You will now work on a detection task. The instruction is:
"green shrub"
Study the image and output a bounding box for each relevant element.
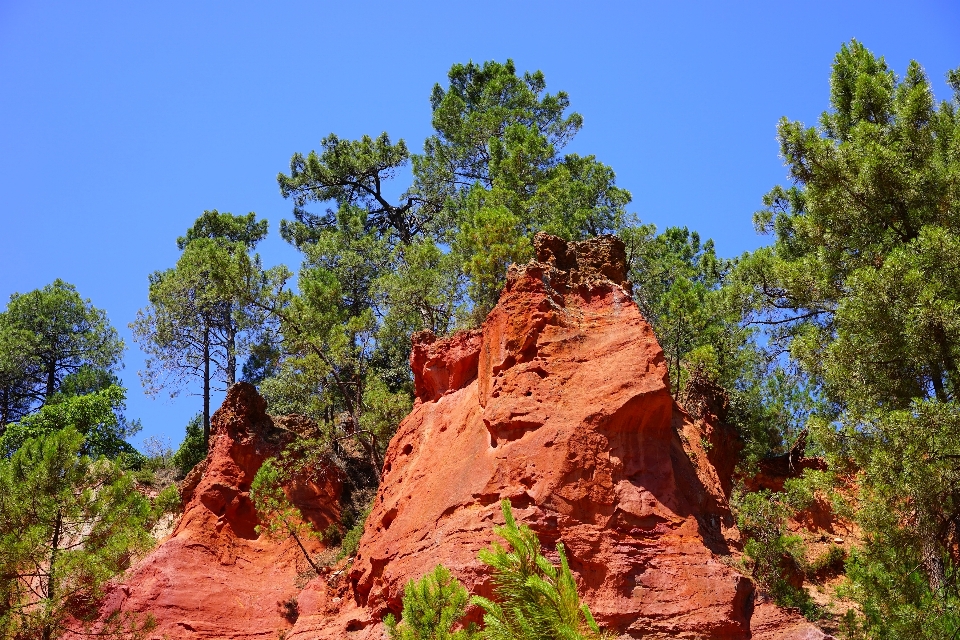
[385,565,476,640]
[472,500,606,640]
[154,483,181,516]
[387,500,606,639]
[323,522,343,546]
[809,544,846,575]
[734,484,819,619]
[336,506,370,561]
[171,414,207,477]
[132,467,157,486]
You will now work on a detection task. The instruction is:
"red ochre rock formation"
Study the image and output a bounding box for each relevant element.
[292,233,753,639]
[98,234,830,639]
[92,383,342,640]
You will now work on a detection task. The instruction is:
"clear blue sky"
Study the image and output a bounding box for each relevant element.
[1,0,958,451]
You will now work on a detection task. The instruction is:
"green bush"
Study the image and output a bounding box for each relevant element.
[473,500,605,640]
[153,483,181,517]
[734,482,819,618]
[809,545,846,575]
[388,500,606,640]
[323,522,343,546]
[0,428,155,639]
[336,506,370,561]
[171,414,207,477]
[385,565,476,640]
[132,467,156,486]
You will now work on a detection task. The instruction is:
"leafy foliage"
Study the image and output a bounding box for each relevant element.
[734,478,819,616]
[0,428,154,639]
[737,39,960,633]
[171,413,207,477]
[0,382,143,463]
[388,500,605,640]
[0,319,38,428]
[250,457,323,573]
[472,500,605,640]
[0,280,124,428]
[261,205,412,477]
[335,502,371,562]
[622,222,817,466]
[264,59,634,495]
[132,210,279,442]
[153,483,181,517]
[623,224,730,396]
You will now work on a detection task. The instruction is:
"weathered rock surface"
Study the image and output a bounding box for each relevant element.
[750,603,837,640]
[97,234,835,639]
[291,234,754,639]
[95,383,342,639]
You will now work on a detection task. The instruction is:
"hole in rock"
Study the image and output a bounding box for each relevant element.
[381,507,399,530]
[402,444,413,455]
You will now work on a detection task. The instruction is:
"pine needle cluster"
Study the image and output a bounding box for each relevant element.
[387,500,606,640]
[385,565,476,640]
[473,501,605,640]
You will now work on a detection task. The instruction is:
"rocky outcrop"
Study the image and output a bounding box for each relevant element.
[290,234,754,639]
[751,603,837,640]
[97,234,835,639]
[95,383,343,640]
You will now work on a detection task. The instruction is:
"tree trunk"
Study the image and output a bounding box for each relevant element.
[673,316,683,398]
[226,302,236,386]
[931,366,948,402]
[288,523,322,574]
[922,535,946,594]
[42,508,63,640]
[45,360,56,400]
[203,324,211,446]
[0,388,8,432]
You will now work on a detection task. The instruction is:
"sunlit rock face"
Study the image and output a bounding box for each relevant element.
[95,235,832,640]
[310,234,754,639]
[92,382,342,640]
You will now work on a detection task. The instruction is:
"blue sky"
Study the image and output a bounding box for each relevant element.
[1,0,958,450]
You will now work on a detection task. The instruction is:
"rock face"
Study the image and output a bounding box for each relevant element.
[98,234,833,639]
[291,234,754,639]
[750,603,837,640]
[96,383,342,640]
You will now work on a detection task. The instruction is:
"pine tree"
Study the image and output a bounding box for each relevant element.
[249,457,323,574]
[737,40,960,636]
[0,280,123,412]
[0,428,154,639]
[385,565,476,640]
[132,210,276,444]
[472,500,605,640]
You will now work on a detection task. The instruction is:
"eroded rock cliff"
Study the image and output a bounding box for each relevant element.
[96,383,342,639]
[97,234,833,639]
[291,234,753,639]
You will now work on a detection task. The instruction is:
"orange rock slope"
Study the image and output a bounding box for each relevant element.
[99,233,832,639]
[95,383,342,640]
